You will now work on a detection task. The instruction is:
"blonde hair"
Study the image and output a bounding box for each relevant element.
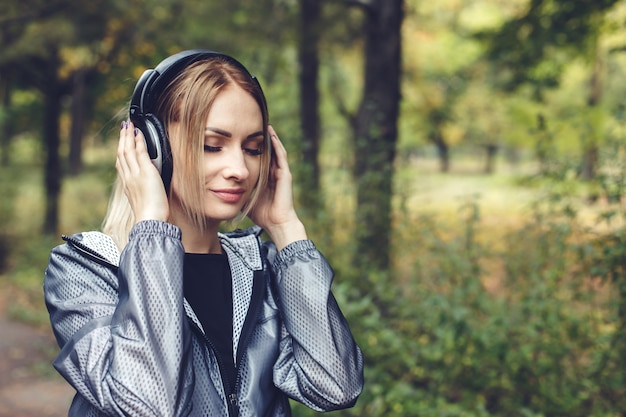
[102,56,270,250]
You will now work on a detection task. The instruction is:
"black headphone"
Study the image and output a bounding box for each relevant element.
[129,49,267,191]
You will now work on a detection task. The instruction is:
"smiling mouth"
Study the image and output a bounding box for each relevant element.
[212,189,245,203]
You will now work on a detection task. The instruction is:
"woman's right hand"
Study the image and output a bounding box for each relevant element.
[116,121,169,223]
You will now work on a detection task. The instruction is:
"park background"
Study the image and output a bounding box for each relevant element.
[2,0,626,416]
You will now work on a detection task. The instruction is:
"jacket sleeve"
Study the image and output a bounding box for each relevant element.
[269,239,364,411]
[44,220,194,416]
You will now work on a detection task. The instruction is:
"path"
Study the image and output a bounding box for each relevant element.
[0,291,74,417]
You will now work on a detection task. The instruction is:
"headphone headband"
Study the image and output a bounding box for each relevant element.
[130,49,260,120]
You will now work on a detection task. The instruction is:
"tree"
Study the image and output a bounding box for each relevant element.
[297,0,322,214]
[40,48,64,235]
[478,0,621,179]
[580,46,604,180]
[0,0,185,234]
[424,91,457,173]
[0,5,73,235]
[480,0,620,92]
[0,71,12,167]
[400,0,486,174]
[351,0,404,272]
[68,68,89,176]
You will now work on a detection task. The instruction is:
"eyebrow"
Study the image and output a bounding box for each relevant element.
[205,127,264,140]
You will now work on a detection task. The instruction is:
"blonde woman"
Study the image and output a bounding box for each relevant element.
[44,50,363,417]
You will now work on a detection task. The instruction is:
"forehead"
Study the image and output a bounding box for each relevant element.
[205,84,263,130]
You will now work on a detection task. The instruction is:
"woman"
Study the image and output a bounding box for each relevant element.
[44,50,363,417]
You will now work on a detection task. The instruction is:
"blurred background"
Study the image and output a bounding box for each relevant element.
[1,0,626,415]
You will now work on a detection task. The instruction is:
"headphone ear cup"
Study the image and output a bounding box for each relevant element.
[131,117,159,167]
[144,114,173,192]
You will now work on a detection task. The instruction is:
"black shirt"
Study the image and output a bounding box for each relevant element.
[183,252,236,388]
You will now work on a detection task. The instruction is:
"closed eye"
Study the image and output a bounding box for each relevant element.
[204,145,221,152]
[244,147,263,156]
[243,136,264,156]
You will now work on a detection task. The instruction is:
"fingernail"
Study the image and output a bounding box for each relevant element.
[121,121,125,130]
[134,128,138,137]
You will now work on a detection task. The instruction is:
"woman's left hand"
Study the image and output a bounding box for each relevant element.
[248,126,307,250]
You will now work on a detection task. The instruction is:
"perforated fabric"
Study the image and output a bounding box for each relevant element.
[44,220,363,416]
[79,231,120,265]
[220,234,258,363]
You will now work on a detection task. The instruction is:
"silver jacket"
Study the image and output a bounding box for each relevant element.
[44,220,363,417]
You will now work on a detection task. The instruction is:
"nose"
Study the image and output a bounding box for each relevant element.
[223,148,249,181]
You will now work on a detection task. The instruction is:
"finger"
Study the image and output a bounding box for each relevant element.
[117,121,133,176]
[127,121,154,170]
[119,121,151,187]
[268,125,286,154]
[122,121,146,176]
[129,121,148,156]
[132,125,164,184]
[267,126,289,171]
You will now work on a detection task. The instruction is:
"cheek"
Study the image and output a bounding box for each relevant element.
[248,157,262,183]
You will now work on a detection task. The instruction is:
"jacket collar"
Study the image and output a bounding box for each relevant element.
[62,231,120,269]
[64,225,265,272]
[218,226,264,272]
[64,226,265,364]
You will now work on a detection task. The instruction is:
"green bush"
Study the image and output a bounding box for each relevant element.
[293,192,624,417]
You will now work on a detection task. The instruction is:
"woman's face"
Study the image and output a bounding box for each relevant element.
[170,84,264,224]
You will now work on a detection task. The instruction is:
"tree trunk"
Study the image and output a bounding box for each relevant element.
[0,74,10,167]
[484,144,498,174]
[581,50,603,181]
[534,113,551,175]
[42,53,63,235]
[353,0,403,272]
[430,130,450,173]
[68,69,87,176]
[298,0,322,214]
[581,144,598,181]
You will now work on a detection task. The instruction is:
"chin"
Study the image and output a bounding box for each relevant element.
[204,196,249,221]
[203,207,245,224]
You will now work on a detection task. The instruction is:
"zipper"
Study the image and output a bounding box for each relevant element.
[185,238,267,417]
[188,318,239,417]
[229,269,266,414]
[228,392,238,414]
[62,235,118,271]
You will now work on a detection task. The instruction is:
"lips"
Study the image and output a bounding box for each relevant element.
[212,188,246,203]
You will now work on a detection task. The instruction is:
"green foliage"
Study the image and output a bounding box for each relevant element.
[479,0,621,90]
[5,235,61,327]
[291,179,626,416]
[0,165,19,272]
[0,138,112,326]
[2,1,626,416]
[0,157,55,326]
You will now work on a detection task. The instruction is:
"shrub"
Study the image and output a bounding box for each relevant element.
[293,193,623,417]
